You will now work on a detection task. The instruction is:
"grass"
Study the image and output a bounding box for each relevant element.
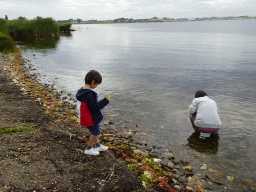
[0,126,35,134]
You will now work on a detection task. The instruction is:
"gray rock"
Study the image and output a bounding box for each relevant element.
[172,178,180,185]
[167,162,175,169]
[181,166,192,172]
[178,177,188,183]
[174,185,181,191]
[173,174,180,179]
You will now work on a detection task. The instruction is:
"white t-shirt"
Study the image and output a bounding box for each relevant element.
[188,96,222,128]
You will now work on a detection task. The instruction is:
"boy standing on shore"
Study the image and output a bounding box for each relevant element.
[76,70,110,155]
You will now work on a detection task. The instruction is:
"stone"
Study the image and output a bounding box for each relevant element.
[200,164,207,169]
[186,186,193,192]
[174,185,181,191]
[227,176,234,181]
[172,179,179,185]
[134,149,142,155]
[154,158,161,164]
[173,159,180,164]
[181,166,193,172]
[125,134,132,139]
[196,180,203,187]
[144,171,152,179]
[167,162,175,169]
[185,172,194,177]
[176,170,185,176]
[141,151,149,157]
[174,174,180,179]
[145,146,152,151]
[178,177,188,183]
[195,186,204,192]
[168,153,175,160]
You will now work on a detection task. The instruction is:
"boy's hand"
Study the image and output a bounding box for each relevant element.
[106,95,111,101]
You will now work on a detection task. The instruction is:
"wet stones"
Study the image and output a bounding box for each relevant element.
[178,177,188,183]
[186,186,194,192]
[133,149,149,157]
[181,166,193,172]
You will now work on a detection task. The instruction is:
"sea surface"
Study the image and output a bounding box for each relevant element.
[18,19,256,191]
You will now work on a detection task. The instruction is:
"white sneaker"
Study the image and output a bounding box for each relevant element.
[84,148,99,155]
[94,144,108,152]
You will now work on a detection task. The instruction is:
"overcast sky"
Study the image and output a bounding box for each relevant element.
[1,0,256,20]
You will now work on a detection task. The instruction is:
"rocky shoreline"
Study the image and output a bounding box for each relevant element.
[0,51,238,192]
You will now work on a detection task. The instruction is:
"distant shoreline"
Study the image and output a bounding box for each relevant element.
[58,16,255,25]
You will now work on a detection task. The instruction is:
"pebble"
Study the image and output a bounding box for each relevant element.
[173,174,180,179]
[144,171,152,179]
[172,178,180,185]
[227,176,234,181]
[196,180,203,187]
[185,171,194,177]
[133,149,149,157]
[167,162,175,169]
[178,177,188,183]
[200,164,207,169]
[181,166,193,172]
[186,186,194,192]
[174,185,181,191]
[154,158,161,164]
[195,186,204,192]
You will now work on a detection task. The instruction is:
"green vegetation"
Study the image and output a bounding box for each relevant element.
[0,33,17,53]
[0,17,71,52]
[59,23,72,32]
[0,126,35,134]
[5,17,60,38]
[0,17,72,39]
[0,18,8,34]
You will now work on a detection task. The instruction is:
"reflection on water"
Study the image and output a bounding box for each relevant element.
[16,35,61,50]
[187,132,219,155]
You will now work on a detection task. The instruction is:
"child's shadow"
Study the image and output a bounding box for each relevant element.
[186,131,219,155]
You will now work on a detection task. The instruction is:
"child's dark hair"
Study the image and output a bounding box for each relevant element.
[195,90,207,98]
[85,70,102,85]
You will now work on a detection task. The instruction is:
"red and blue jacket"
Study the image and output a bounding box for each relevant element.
[76,88,109,127]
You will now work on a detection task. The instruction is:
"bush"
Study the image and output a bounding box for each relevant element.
[0,18,8,34]
[5,17,60,38]
[59,23,72,32]
[0,33,16,53]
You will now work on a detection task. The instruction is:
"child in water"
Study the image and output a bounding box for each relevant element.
[76,70,110,155]
[188,90,221,134]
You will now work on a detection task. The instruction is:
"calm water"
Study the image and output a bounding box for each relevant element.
[18,19,256,191]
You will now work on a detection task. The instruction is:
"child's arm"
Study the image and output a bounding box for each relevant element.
[86,93,109,112]
[98,97,109,109]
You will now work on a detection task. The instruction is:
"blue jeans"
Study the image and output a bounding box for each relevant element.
[87,124,100,137]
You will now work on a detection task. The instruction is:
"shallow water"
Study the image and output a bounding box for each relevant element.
[18,19,256,190]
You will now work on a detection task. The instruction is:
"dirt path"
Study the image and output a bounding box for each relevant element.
[0,53,155,192]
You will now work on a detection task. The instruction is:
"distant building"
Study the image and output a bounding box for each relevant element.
[87,20,97,24]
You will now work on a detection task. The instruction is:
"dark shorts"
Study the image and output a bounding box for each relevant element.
[87,124,100,137]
